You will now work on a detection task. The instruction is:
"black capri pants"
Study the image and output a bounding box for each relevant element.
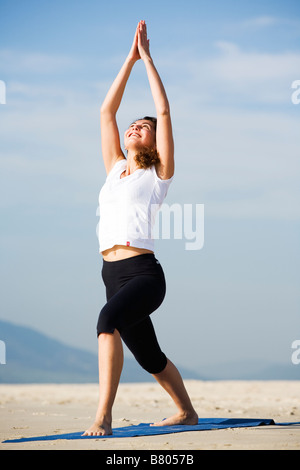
[97,253,168,374]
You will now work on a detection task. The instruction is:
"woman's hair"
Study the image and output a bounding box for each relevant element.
[132,116,160,169]
[135,147,160,169]
[140,116,157,130]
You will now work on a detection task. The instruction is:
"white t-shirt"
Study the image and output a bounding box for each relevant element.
[97,159,174,253]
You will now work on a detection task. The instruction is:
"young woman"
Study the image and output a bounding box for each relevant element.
[84,20,198,436]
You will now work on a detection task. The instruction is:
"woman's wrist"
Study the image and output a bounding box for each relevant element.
[142,54,153,65]
[125,55,139,66]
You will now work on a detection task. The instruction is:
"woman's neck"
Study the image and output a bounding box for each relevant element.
[124,150,141,175]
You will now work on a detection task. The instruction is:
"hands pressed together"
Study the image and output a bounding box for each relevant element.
[128,20,151,63]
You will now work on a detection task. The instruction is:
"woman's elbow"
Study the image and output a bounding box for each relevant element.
[100,102,117,116]
[100,105,111,115]
[157,107,170,117]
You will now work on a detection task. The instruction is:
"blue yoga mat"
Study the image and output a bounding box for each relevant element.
[3,418,300,443]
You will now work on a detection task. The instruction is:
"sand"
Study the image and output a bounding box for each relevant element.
[0,380,300,451]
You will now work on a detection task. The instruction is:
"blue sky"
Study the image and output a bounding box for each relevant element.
[0,0,300,377]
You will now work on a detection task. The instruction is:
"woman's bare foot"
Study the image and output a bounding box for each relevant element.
[82,418,112,436]
[151,411,198,427]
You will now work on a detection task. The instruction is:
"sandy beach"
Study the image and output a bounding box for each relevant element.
[1,380,300,451]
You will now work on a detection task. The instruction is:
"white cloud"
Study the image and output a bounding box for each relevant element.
[211,41,300,82]
[0,49,78,75]
[242,16,279,28]
[171,105,300,220]
[240,15,300,30]
[159,41,300,105]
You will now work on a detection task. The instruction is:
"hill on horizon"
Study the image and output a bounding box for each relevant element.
[0,319,203,383]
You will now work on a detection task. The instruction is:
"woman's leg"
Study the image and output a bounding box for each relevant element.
[121,318,198,426]
[151,359,198,426]
[83,329,123,436]
[85,264,164,436]
[87,255,197,433]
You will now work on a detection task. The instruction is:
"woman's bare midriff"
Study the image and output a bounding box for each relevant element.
[102,244,154,262]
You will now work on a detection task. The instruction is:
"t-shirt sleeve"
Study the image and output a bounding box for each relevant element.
[152,165,174,202]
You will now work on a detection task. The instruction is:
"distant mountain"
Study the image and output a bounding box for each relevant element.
[196,359,300,381]
[0,319,203,383]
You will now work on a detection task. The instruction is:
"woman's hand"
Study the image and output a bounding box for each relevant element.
[127,22,141,63]
[137,20,151,61]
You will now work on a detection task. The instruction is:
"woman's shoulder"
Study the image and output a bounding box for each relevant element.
[151,164,174,183]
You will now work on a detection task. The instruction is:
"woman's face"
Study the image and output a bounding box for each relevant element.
[124,119,156,151]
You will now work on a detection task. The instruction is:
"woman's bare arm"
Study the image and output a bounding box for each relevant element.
[137,21,174,180]
[100,23,141,174]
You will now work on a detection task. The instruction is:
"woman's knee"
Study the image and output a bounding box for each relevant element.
[143,354,168,374]
[96,304,116,336]
[130,348,168,375]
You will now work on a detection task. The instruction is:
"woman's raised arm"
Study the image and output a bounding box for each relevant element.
[137,21,174,180]
[100,23,141,174]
